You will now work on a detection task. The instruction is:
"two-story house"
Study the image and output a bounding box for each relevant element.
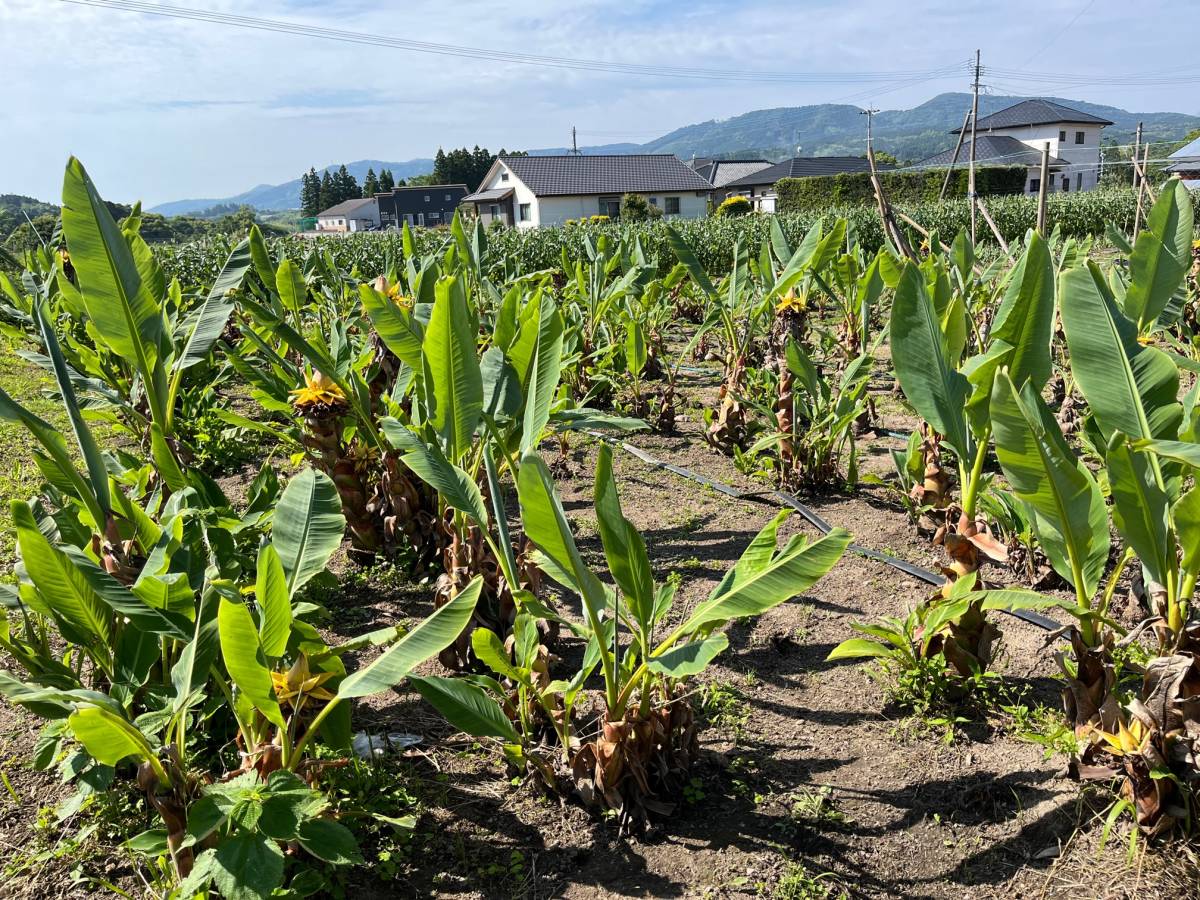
[916,99,1113,194]
[462,155,714,228]
[375,184,468,229]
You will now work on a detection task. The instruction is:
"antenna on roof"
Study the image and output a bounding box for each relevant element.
[571,126,580,155]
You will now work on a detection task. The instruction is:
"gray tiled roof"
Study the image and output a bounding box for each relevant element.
[957,99,1114,133]
[1168,135,1200,164]
[317,197,376,217]
[462,187,514,203]
[500,154,714,196]
[723,156,889,188]
[706,160,773,187]
[915,135,1068,169]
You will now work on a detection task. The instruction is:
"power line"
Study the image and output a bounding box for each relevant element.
[55,0,965,85]
[1018,0,1097,67]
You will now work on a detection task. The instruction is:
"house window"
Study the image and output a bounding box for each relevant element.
[598,196,621,217]
[1062,176,1070,192]
[418,213,425,226]
[424,195,430,202]
[1076,172,1083,190]
[500,172,509,182]
[519,203,531,222]
[649,197,658,206]
[1059,130,1067,142]
[1028,178,1040,193]
[488,204,500,218]
[429,212,441,222]
[445,194,452,201]
[664,196,680,215]
[1075,131,1085,145]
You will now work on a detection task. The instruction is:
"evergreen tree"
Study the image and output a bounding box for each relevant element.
[363,168,379,197]
[334,164,357,203]
[319,170,335,210]
[378,168,395,192]
[300,168,321,217]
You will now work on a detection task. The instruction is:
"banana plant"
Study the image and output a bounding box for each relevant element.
[746,338,873,489]
[37,159,256,472]
[890,230,1056,588]
[408,445,850,828]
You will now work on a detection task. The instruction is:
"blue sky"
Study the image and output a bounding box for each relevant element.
[3,0,1197,206]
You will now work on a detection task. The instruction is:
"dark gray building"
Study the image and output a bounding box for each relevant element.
[376,184,469,229]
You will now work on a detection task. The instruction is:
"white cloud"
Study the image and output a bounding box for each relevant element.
[3,0,1195,205]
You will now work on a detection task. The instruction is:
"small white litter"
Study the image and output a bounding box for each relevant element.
[351,732,423,759]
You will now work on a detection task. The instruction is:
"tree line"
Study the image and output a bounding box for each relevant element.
[300,165,401,217]
[432,147,527,192]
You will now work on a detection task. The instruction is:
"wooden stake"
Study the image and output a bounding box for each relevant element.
[939,109,972,201]
[1036,142,1050,236]
[868,146,916,261]
[1133,143,1151,235]
[975,197,1010,256]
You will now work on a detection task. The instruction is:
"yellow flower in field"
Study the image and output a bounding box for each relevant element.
[776,291,807,314]
[289,370,346,409]
[386,283,414,309]
[271,654,335,710]
[1090,717,1151,757]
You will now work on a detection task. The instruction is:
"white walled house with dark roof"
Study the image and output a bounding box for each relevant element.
[722,157,892,212]
[1166,135,1200,189]
[463,155,715,228]
[915,99,1113,194]
[689,158,773,203]
[315,197,379,232]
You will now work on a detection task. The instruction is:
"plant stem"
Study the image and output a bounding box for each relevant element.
[960,426,991,520]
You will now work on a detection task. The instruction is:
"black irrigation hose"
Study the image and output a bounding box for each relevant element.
[590,433,1063,633]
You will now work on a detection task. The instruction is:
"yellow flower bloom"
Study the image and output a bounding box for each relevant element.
[776,291,807,314]
[289,370,346,409]
[1089,717,1151,757]
[271,654,336,710]
[386,283,413,309]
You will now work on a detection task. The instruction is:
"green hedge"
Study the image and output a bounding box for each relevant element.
[776,166,1028,212]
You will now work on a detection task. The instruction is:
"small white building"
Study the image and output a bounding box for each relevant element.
[315,197,379,233]
[462,155,714,228]
[916,99,1114,194]
[1166,135,1200,189]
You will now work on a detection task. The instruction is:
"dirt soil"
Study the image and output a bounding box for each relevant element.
[1,364,1196,900]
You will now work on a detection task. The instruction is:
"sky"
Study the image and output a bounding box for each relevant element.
[2,0,1197,207]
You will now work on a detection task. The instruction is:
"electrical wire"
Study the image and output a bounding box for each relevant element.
[55,0,966,85]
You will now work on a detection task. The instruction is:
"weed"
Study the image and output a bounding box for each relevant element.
[699,681,751,739]
[765,862,848,899]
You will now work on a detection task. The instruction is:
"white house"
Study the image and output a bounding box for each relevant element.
[462,155,714,228]
[915,99,1114,194]
[1166,135,1200,189]
[315,197,379,233]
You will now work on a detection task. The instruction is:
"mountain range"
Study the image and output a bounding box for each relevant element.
[149,92,1200,216]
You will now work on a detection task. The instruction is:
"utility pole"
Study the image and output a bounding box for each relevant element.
[861,107,879,156]
[967,49,981,245]
[1036,142,1050,236]
[571,126,579,155]
[1132,121,1143,190]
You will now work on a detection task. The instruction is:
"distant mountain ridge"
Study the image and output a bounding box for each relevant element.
[149,159,435,217]
[149,93,1199,215]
